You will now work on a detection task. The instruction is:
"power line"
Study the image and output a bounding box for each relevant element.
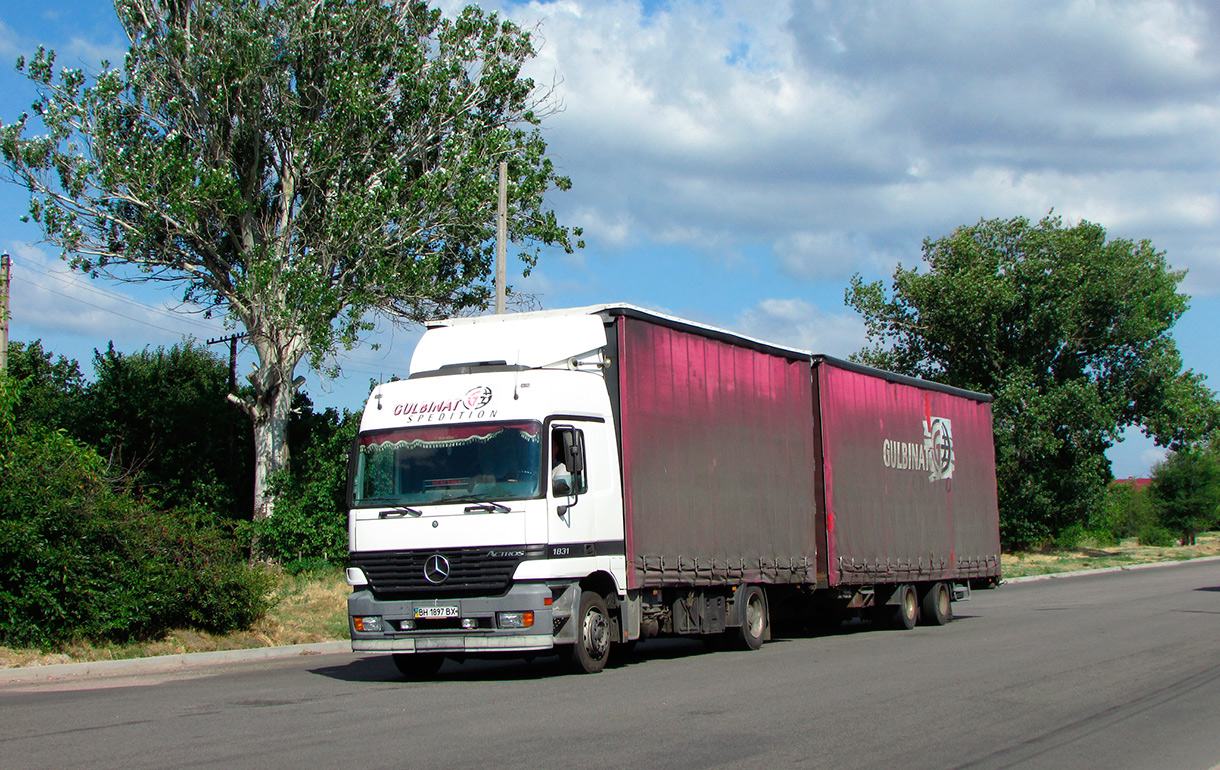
[22,263,220,333]
[11,258,416,377]
[18,274,215,337]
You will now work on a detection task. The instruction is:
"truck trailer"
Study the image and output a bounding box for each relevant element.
[345,304,1001,676]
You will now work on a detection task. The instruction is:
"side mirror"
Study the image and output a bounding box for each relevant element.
[554,427,586,517]
[561,429,585,475]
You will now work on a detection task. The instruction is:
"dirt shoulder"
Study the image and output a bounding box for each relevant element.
[1001,531,1220,579]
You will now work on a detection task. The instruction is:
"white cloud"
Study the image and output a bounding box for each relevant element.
[0,20,18,59]
[512,0,1220,292]
[6,241,223,346]
[733,297,866,357]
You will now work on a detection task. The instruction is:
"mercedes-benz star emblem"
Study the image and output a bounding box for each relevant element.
[424,554,450,584]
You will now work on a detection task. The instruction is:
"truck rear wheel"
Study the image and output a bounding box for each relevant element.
[733,585,769,651]
[875,584,918,630]
[920,582,952,626]
[568,590,611,674]
[392,653,445,680]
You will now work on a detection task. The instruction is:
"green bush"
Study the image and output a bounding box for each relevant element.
[1054,523,1086,550]
[0,398,271,648]
[250,478,348,565]
[1080,528,1119,548]
[1136,525,1175,548]
[251,399,357,565]
[1097,481,1156,540]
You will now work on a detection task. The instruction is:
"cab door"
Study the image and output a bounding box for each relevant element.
[547,422,598,555]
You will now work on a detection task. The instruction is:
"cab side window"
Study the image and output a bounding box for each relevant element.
[550,427,588,496]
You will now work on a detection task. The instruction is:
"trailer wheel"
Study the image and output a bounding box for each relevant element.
[733,585,769,651]
[920,582,952,626]
[878,584,919,630]
[392,653,445,680]
[568,590,611,674]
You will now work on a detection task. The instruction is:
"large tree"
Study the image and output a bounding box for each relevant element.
[0,0,580,516]
[1149,446,1220,546]
[846,214,1219,548]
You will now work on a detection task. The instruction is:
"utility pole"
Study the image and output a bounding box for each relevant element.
[495,160,507,315]
[208,332,249,494]
[207,332,248,393]
[0,253,10,377]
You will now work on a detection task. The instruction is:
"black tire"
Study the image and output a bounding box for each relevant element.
[920,582,952,626]
[874,584,918,630]
[892,584,919,630]
[392,653,445,680]
[568,590,611,674]
[732,585,769,651]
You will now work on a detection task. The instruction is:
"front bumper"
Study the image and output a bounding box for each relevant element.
[348,582,558,654]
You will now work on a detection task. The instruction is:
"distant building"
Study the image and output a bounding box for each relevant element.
[1112,477,1151,491]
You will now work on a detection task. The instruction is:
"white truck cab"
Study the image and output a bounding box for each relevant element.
[346,310,628,676]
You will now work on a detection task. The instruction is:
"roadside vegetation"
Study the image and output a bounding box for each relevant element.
[0,342,353,661]
[0,565,349,669]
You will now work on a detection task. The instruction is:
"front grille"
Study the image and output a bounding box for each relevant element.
[351,545,545,599]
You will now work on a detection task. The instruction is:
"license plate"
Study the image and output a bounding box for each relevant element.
[414,606,459,619]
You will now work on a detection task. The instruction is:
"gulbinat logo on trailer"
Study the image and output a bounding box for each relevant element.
[882,416,955,482]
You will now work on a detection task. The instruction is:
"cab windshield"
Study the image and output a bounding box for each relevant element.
[351,421,542,507]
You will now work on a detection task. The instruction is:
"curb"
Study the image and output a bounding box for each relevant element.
[0,640,351,684]
[1003,553,1220,584]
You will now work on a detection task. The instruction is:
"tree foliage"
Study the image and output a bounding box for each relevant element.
[5,340,87,433]
[251,396,358,566]
[1149,447,1220,546]
[846,214,1220,548]
[77,341,253,516]
[0,0,581,516]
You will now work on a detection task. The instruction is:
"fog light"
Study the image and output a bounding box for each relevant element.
[399,619,417,631]
[461,618,479,630]
[353,615,383,632]
[497,611,534,629]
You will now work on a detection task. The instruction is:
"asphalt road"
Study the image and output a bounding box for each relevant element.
[3,561,1220,770]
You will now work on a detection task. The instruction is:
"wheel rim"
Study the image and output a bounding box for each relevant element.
[903,587,917,623]
[745,593,765,639]
[937,585,950,618]
[583,607,609,659]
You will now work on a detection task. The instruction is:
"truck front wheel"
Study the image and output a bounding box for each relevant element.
[568,590,611,674]
[392,653,445,680]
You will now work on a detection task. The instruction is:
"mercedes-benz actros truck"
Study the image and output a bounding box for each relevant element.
[345,304,1001,677]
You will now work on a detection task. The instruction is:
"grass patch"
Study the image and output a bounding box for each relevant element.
[1002,530,1220,578]
[0,565,350,670]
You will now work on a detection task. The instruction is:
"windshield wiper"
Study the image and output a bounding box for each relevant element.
[463,501,511,513]
[377,505,423,518]
[439,494,512,513]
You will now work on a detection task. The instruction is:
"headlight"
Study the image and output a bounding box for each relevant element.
[497,611,535,629]
[353,615,383,632]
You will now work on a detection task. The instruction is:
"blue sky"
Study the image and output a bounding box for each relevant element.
[2,0,1218,478]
